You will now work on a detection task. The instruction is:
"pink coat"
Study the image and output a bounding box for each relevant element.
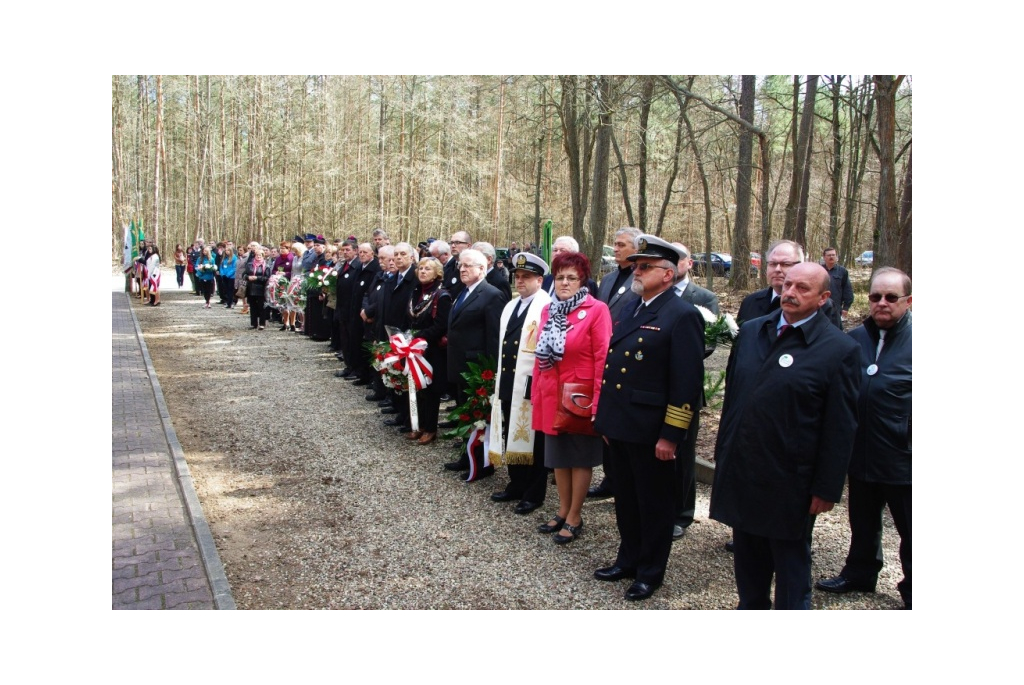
[531,294,613,436]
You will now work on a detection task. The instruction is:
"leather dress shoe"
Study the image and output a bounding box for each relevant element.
[438,419,458,429]
[405,431,423,440]
[444,457,470,472]
[352,378,371,386]
[463,464,494,482]
[672,525,686,540]
[334,369,349,377]
[814,576,876,594]
[490,490,519,503]
[377,398,394,407]
[514,500,542,515]
[380,406,399,415]
[724,540,735,553]
[440,393,453,403]
[594,565,636,582]
[587,485,613,500]
[417,432,436,445]
[625,581,660,601]
[395,425,412,433]
[383,417,405,426]
[365,392,386,402]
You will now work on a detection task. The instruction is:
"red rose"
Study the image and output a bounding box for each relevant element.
[472,410,483,419]
[481,370,494,381]
[476,387,487,397]
[459,414,471,422]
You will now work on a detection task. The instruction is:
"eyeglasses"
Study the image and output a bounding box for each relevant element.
[451,240,469,245]
[555,275,580,282]
[868,293,910,303]
[767,261,798,269]
[636,263,669,272]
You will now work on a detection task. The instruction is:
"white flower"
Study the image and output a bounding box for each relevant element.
[694,304,718,325]
[473,420,487,430]
[724,313,739,338]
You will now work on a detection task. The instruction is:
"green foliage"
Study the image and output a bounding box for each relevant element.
[704,369,726,410]
[443,355,497,443]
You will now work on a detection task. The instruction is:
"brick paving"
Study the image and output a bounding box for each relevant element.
[112,290,234,609]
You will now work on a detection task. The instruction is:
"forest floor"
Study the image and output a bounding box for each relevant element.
[128,267,900,610]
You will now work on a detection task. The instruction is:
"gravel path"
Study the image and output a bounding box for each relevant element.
[131,281,905,610]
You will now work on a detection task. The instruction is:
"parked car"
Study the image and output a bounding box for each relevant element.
[691,252,732,277]
[750,251,761,276]
[600,244,616,275]
[855,250,873,267]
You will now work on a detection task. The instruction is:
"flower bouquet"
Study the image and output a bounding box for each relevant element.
[303,266,336,296]
[380,327,434,431]
[368,340,408,392]
[443,355,496,481]
[267,273,289,310]
[694,305,739,349]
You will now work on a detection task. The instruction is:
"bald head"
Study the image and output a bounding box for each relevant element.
[780,262,831,324]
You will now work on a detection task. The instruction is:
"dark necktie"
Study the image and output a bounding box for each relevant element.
[777,323,791,338]
[453,288,468,313]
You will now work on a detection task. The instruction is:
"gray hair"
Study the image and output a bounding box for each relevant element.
[554,235,579,252]
[430,240,451,257]
[472,241,496,262]
[614,227,642,242]
[458,248,487,269]
[768,239,805,263]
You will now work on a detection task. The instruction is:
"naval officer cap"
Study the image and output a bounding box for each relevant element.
[511,251,548,277]
[628,234,683,264]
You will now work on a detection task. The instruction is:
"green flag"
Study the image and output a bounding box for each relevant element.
[130,219,139,259]
[542,220,552,264]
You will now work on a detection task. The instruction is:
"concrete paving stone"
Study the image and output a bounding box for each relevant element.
[158,548,199,563]
[120,596,164,610]
[112,586,140,604]
[113,573,162,594]
[111,512,133,526]
[164,589,214,609]
[184,576,212,592]
[111,542,137,560]
[112,565,138,580]
[113,550,158,568]
[137,559,185,576]
[139,578,186,601]
[135,538,178,556]
[162,567,204,584]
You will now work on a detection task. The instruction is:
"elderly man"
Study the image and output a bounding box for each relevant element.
[346,243,380,386]
[473,241,513,301]
[593,235,706,602]
[443,248,507,474]
[444,231,473,300]
[668,242,720,541]
[488,252,552,514]
[710,262,860,610]
[822,246,854,328]
[379,242,418,430]
[361,245,395,402]
[587,226,642,501]
[737,240,841,328]
[333,240,361,371]
[542,236,598,295]
[816,267,912,609]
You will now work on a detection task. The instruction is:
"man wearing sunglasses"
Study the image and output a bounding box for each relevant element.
[710,262,860,609]
[816,267,912,609]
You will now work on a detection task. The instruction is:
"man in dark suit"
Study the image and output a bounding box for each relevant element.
[346,243,379,386]
[822,246,854,328]
[443,248,507,473]
[587,227,641,500]
[669,242,720,542]
[361,245,394,402]
[334,240,362,375]
[815,267,912,609]
[444,231,473,301]
[738,240,841,328]
[473,241,513,302]
[379,242,418,430]
[592,235,706,602]
[710,262,860,610]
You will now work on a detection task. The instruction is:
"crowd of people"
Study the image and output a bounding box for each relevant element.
[132,228,912,609]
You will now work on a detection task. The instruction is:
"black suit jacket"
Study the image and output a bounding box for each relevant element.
[710,309,860,540]
[593,290,705,447]
[443,258,465,300]
[596,266,636,325]
[381,266,416,333]
[447,280,504,383]
[486,266,513,301]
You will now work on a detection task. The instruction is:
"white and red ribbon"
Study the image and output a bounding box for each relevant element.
[382,332,434,391]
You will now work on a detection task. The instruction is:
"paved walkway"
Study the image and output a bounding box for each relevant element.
[112,288,235,609]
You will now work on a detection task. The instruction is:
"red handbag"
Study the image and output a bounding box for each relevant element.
[553,382,597,436]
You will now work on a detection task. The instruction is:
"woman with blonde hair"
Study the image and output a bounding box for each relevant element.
[403,256,451,444]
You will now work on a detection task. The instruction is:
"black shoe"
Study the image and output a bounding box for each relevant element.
[724,540,735,553]
[538,516,565,534]
[814,576,876,594]
[378,399,394,408]
[440,393,453,403]
[438,419,458,429]
[463,464,494,482]
[383,417,405,426]
[553,520,582,544]
[672,525,686,541]
[352,377,371,386]
[514,500,543,515]
[625,581,660,601]
[380,407,399,415]
[594,565,636,582]
[395,424,412,433]
[334,370,349,377]
[490,490,518,503]
[444,457,470,472]
[339,367,354,377]
[587,485,613,500]
[365,392,386,402]
[280,325,288,331]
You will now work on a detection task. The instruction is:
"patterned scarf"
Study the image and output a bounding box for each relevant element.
[534,287,589,370]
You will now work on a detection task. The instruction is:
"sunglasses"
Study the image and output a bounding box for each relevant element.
[868,293,910,303]
[636,263,669,272]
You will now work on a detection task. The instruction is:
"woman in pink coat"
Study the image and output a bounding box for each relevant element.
[531,252,612,544]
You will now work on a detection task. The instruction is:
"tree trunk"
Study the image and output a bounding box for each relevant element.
[675,84,715,290]
[492,77,506,245]
[637,77,654,231]
[587,76,613,263]
[897,150,912,276]
[610,130,635,227]
[872,75,905,271]
[826,76,844,250]
[783,75,818,243]
[153,76,163,249]
[731,75,755,290]
[841,79,874,266]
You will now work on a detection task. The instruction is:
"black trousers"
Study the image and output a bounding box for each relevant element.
[673,411,699,527]
[249,295,268,327]
[841,477,912,607]
[500,399,548,503]
[606,438,676,586]
[198,278,215,303]
[733,528,813,610]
